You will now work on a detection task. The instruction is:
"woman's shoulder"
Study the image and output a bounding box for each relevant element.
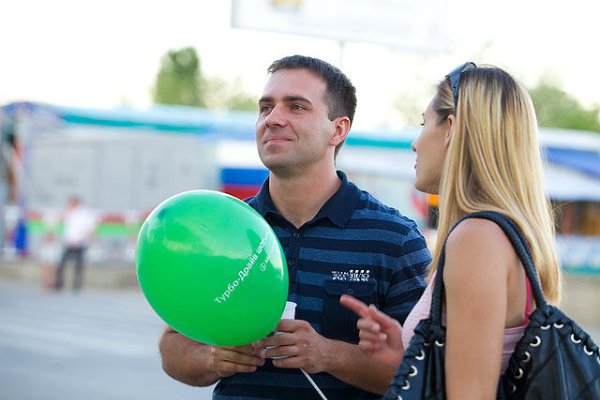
[448,217,511,248]
[444,217,516,276]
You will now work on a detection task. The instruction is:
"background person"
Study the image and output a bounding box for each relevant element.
[158,55,432,399]
[54,196,96,291]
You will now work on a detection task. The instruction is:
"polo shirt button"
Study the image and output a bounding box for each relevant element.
[293,232,300,239]
[347,289,354,295]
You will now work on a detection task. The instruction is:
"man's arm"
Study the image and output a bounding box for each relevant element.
[320,337,397,394]
[253,319,396,395]
[159,326,265,387]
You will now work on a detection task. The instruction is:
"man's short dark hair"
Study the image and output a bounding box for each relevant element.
[268,55,357,127]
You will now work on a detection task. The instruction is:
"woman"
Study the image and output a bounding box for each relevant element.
[341,63,562,398]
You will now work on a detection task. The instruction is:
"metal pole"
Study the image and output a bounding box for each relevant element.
[0,114,8,255]
[338,40,346,70]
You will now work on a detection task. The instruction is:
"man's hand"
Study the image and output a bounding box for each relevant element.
[159,326,264,387]
[251,316,399,394]
[252,319,332,374]
[209,344,265,378]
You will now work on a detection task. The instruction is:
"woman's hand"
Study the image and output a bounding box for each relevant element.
[340,294,404,368]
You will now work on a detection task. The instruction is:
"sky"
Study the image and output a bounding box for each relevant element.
[1,0,599,130]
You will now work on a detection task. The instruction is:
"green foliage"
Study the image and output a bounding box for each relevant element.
[153,47,256,112]
[225,87,258,112]
[153,47,205,107]
[529,81,600,133]
[204,77,257,112]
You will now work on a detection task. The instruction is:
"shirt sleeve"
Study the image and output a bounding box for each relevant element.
[381,220,431,325]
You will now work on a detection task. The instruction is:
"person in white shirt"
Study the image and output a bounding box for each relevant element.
[54,196,96,291]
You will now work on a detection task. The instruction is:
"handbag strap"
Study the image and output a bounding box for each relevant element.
[430,211,548,326]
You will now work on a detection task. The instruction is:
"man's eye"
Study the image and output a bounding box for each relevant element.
[290,104,305,111]
[260,105,273,113]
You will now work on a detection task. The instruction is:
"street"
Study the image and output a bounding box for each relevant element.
[1,276,598,400]
[0,281,214,400]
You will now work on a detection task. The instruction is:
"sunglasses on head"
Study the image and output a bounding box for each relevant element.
[446,62,476,107]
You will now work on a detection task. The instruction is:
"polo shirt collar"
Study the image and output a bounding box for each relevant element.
[253,171,360,228]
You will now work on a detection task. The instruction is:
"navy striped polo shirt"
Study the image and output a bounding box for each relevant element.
[212,171,431,400]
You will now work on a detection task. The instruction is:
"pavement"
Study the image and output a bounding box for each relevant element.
[0,258,140,291]
[0,279,214,400]
[2,256,600,340]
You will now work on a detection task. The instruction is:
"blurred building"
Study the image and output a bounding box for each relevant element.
[1,101,599,274]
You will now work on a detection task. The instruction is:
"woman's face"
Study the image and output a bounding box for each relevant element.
[412,97,452,194]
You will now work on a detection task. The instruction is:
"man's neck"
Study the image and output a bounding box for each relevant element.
[268,167,341,229]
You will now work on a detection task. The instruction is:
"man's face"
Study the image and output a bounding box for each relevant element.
[256,68,337,175]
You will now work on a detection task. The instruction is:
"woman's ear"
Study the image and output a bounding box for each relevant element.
[444,114,455,146]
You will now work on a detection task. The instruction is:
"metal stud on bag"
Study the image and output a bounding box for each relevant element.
[529,336,541,347]
[570,334,581,344]
[515,368,524,379]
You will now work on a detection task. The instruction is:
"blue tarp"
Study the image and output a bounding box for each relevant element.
[545,147,600,179]
[0,101,257,137]
[2,102,599,178]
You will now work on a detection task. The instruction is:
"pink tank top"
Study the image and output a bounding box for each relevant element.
[402,272,532,372]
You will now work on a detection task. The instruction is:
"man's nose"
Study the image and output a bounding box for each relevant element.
[265,105,286,128]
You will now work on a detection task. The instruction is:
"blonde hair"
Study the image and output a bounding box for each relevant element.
[429,66,562,303]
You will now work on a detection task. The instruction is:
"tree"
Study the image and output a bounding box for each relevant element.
[203,77,257,112]
[153,47,205,107]
[529,80,600,133]
[153,47,256,112]
[224,80,257,112]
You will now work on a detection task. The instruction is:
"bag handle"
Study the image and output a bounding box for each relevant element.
[430,211,548,326]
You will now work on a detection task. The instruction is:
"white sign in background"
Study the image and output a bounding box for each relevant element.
[231,0,449,52]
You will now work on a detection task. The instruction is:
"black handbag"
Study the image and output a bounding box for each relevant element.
[382,211,600,400]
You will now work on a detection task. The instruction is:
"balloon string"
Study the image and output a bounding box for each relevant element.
[301,369,328,400]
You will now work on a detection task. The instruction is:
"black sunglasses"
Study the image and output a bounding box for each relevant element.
[446,62,476,107]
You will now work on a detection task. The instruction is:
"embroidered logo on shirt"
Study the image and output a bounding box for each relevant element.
[331,269,371,282]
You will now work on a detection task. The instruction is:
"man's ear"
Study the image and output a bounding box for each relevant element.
[444,114,455,146]
[330,116,351,147]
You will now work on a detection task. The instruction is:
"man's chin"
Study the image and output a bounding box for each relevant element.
[266,164,290,175]
[259,156,286,171]
[262,161,297,178]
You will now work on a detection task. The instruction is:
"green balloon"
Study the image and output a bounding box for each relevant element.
[136,190,288,346]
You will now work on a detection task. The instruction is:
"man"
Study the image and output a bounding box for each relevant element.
[54,195,96,291]
[159,55,431,399]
